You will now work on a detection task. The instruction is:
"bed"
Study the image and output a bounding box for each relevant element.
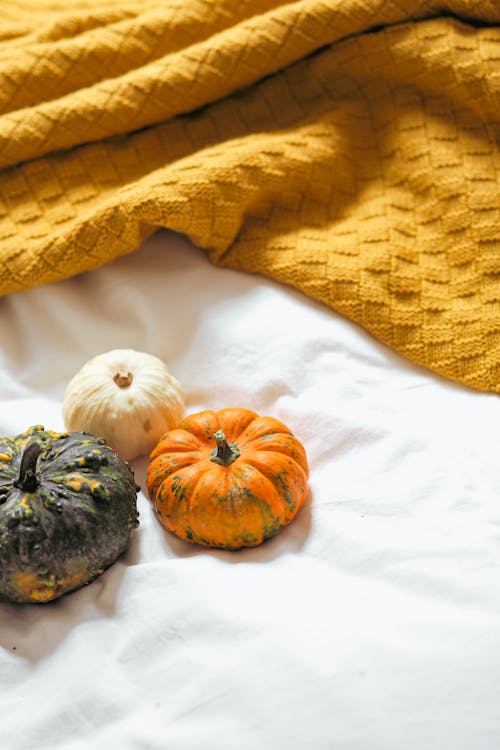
[1,0,499,746]
[0,229,499,749]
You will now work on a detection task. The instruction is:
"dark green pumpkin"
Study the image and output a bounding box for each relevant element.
[0,425,139,604]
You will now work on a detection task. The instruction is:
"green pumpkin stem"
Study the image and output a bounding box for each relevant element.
[210,430,240,466]
[15,441,43,492]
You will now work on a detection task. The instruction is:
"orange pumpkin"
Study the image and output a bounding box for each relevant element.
[146,408,309,549]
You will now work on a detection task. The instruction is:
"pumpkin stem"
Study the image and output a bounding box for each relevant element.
[210,430,240,466]
[114,371,133,388]
[15,441,43,493]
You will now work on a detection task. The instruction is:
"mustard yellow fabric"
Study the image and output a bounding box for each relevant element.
[0,1,499,392]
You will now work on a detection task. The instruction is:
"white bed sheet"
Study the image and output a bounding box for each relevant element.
[0,230,499,750]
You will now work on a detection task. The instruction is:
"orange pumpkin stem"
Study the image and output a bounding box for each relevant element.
[210,430,240,466]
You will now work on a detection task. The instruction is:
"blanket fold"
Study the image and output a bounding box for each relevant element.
[0,0,499,392]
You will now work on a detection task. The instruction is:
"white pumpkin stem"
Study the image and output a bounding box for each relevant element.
[113,372,133,388]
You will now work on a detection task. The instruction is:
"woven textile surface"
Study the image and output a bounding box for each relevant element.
[0,0,499,392]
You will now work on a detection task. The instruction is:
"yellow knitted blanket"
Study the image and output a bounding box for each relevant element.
[1,1,499,392]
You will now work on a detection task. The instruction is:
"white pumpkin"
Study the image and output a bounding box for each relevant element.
[62,349,185,460]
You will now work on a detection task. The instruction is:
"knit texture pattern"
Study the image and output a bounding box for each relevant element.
[0,1,499,392]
